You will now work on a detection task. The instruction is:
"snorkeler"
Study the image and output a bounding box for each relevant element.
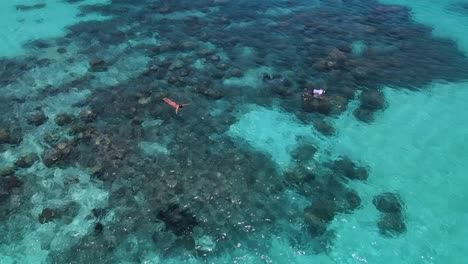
[163,98,190,114]
[312,89,326,98]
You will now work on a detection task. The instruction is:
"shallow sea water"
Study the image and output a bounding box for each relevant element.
[1,0,468,263]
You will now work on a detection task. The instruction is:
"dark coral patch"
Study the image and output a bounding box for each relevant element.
[16,4,46,11]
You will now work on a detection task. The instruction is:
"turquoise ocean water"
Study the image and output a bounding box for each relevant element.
[1,0,468,263]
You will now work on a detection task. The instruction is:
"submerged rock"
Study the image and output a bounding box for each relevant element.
[303,200,337,237]
[372,192,406,237]
[291,144,317,162]
[342,189,362,212]
[89,58,108,72]
[39,208,58,224]
[16,3,46,11]
[194,86,224,100]
[167,75,180,84]
[42,141,74,167]
[304,211,327,237]
[216,63,229,71]
[94,222,104,234]
[38,202,80,224]
[195,235,217,254]
[329,157,369,180]
[2,175,23,189]
[61,201,80,224]
[209,54,220,62]
[43,149,61,167]
[373,192,404,214]
[152,231,177,249]
[27,112,48,126]
[328,48,347,62]
[158,6,172,14]
[43,132,62,145]
[373,5,408,15]
[26,40,51,49]
[314,48,348,71]
[353,107,374,123]
[136,94,152,105]
[92,208,107,218]
[228,68,243,78]
[377,212,406,237]
[304,199,336,223]
[179,69,190,77]
[302,96,332,115]
[157,204,198,236]
[213,70,226,80]
[64,177,80,186]
[314,59,332,72]
[338,86,355,99]
[197,48,215,57]
[142,65,160,77]
[328,94,349,114]
[351,67,369,80]
[174,235,196,251]
[360,90,386,110]
[0,129,10,144]
[0,175,23,204]
[168,60,184,71]
[69,123,95,139]
[313,118,335,136]
[337,44,352,53]
[55,113,75,126]
[79,109,97,123]
[284,166,316,186]
[14,153,39,168]
[180,41,198,50]
[57,47,67,54]
[271,85,294,97]
[0,167,15,177]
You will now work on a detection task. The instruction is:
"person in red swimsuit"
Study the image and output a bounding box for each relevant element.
[163,98,190,114]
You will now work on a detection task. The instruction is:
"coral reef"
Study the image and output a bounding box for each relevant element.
[373,192,406,237]
[0,0,466,262]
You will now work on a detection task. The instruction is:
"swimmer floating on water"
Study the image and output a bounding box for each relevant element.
[163,98,190,114]
[311,89,326,98]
